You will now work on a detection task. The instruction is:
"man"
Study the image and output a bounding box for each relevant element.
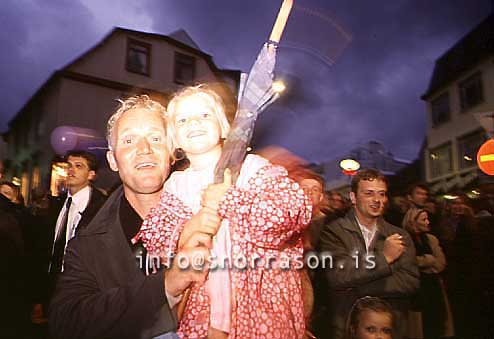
[35,151,107,327]
[319,169,419,339]
[49,95,219,339]
[385,182,430,227]
[49,150,106,273]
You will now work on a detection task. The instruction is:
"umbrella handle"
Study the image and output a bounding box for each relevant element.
[269,0,294,45]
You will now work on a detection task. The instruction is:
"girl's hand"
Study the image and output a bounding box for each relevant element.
[178,206,221,249]
[201,169,232,211]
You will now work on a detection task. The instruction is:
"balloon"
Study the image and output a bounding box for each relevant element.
[50,126,107,155]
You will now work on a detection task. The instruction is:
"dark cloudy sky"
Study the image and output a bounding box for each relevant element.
[1,0,491,163]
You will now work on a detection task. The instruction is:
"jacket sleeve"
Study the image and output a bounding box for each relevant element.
[426,234,446,273]
[356,230,420,297]
[48,238,175,339]
[319,222,394,289]
[217,165,312,249]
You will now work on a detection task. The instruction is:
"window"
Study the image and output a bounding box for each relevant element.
[429,143,452,178]
[430,92,450,127]
[459,72,483,111]
[457,130,487,170]
[126,39,151,75]
[174,52,196,84]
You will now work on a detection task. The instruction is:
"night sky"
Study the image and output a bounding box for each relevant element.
[1,0,490,163]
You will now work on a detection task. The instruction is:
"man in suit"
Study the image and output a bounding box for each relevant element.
[319,168,419,339]
[29,151,108,329]
[49,150,106,273]
[49,95,219,339]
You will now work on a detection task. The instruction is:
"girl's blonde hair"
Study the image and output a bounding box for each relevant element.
[166,85,231,151]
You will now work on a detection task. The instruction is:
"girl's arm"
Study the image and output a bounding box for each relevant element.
[217,164,312,249]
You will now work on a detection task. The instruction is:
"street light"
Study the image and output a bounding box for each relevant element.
[272,80,286,93]
[339,159,360,176]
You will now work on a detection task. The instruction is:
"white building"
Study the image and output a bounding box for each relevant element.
[421,14,494,193]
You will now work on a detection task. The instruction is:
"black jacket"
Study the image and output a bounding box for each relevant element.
[49,186,176,339]
[319,209,419,339]
[0,195,28,338]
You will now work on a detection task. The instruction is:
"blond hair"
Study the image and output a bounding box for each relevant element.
[166,85,230,151]
[402,207,426,234]
[106,95,168,151]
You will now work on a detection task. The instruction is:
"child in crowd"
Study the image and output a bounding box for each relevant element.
[345,296,394,339]
[136,85,311,339]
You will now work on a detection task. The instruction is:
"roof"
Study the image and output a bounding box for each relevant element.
[7,27,241,129]
[421,14,494,100]
[168,29,201,50]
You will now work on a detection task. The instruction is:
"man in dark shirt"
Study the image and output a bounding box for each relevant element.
[49,95,220,339]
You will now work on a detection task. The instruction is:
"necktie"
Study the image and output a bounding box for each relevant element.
[50,197,72,273]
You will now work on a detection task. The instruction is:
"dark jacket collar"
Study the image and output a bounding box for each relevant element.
[342,209,394,238]
[77,185,123,236]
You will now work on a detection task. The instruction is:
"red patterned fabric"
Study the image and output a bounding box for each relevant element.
[136,164,312,339]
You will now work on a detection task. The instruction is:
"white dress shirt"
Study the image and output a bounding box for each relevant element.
[53,185,92,249]
[355,215,377,253]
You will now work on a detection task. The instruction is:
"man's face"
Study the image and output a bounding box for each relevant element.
[408,187,428,207]
[329,193,345,211]
[350,179,388,221]
[300,178,323,209]
[106,108,170,198]
[0,184,16,202]
[66,156,95,194]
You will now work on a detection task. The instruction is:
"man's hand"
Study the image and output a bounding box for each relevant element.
[178,207,222,249]
[164,232,212,297]
[201,169,232,211]
[383,233,405,264]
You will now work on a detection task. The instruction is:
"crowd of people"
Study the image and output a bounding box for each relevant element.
[1,86,493,339]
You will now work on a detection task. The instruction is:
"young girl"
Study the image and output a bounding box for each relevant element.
[344,296,394,339]
[136,85,311,339]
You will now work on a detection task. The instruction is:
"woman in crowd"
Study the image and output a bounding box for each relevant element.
[403,208,453,339]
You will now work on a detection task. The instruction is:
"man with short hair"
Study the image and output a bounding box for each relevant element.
[49,96,218,339]
[49,150,106,274]
[407,182,429,209]
[319,169,419,339]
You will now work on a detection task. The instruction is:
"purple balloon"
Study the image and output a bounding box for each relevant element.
[50,126,107,155]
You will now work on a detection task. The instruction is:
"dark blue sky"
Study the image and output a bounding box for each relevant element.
[0,0,490,162]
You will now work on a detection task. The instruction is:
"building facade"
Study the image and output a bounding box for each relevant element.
[2,27,240,202]
[421,14,494,193]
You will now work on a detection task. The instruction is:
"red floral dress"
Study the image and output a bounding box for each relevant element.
[136,163,312,339]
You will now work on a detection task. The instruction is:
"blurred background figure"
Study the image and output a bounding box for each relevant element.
[0,180,29,338]
[325,190,351,223]
[344,296,394,339]
[437,194,483,338]
[402,208,453,339]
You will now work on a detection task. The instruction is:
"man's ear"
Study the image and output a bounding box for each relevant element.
[106,150,118,172]
[349,191,357,205]
[88,170,96,181]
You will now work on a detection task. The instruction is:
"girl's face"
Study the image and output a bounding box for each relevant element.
[172,94,222,155]
[355,310,392,339]
[415,211,430,233]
